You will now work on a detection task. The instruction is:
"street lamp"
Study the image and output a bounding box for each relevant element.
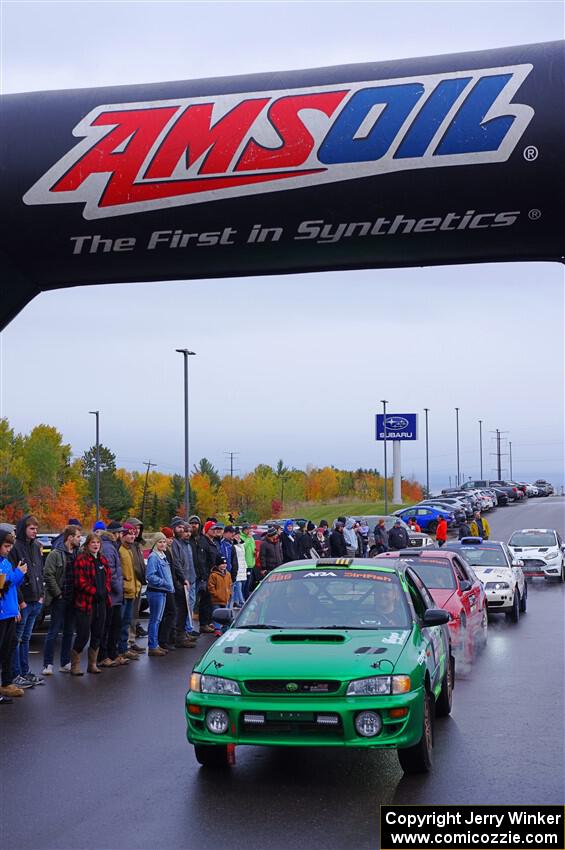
[478,419,483,479]
[424,408,430,497]
[381,400,388,514]
[175,349,196,520]
[455,407,460,487]
[89,410,100,522]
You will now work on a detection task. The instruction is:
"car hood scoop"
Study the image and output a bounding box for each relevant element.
[269,633,345,643]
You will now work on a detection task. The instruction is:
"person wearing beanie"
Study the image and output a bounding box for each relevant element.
[42,524,82,675]
[124,518,147,643]
[118,524,142,662]
[187,517,207,636]
[93,520,106,532]
[71,534,111,676]
[198,522,222,633]
[97,525,126,668]
[295,520,314,560]
[0,530,28,700]
[329,522,348,558]
[146,533,175,656]
[9,515,45,688]
[281,520,299,563]
[208,556,232,636]
[157,527,180,652]
[170,521,197,649]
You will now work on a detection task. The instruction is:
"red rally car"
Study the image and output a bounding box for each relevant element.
[376,550,488,665]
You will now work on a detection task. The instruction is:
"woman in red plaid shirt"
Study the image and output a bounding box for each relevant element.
[71,534,111,676]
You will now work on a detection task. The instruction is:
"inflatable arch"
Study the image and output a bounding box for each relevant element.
[1,40,563,330]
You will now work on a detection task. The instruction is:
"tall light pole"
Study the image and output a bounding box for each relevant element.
[479,419,483,479]
[509,440,513,479]
[455,407,460,487]
[424,408,430,497]
[89,410,100,522]
[176,349,196,520]
[381,400,389,514]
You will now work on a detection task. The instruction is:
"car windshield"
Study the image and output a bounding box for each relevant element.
[397,558,457,589]
[235,569,411,630]
[509,532,557,548]
[452,545,508,567]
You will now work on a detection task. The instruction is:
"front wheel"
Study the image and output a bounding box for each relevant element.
[194,744,230,768]
[398,689,433,774]
[519,584,528,612]
[506,591,520,623]
[560,563,565,583]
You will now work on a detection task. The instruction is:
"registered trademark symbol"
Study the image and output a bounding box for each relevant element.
[528,209,542,220]
[523,145,538,161]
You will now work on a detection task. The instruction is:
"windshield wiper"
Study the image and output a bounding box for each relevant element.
[243,624,285,629]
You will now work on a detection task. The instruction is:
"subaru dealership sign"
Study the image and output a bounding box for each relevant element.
[375,414,418,441]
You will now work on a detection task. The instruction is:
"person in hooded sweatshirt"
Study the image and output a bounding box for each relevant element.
[281,521,299,563]
[97,524,126,667]
[208,556,233,636]
[0,530,28,701]
[42,524,82,675]
[9,515,45,688]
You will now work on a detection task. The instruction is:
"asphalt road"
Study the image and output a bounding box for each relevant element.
[2,498,564,850]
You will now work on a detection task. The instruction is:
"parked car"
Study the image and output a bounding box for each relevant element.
[186,556,453,773]
[507,528,565,580]
[416,501,467,525]
[394,506,455,534]
[349,515,434,551]
[444,538,526,622]
[378,549,488,665]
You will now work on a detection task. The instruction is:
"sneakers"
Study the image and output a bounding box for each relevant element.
[59,663,71,673]
[12,675,35,689]
[148,647,167,656]
[42,664,54,676]
[0,695,13,704]
[25,672,45,686]
[0,684,24,698]
[135,624,148,637]
[129,643,146,654]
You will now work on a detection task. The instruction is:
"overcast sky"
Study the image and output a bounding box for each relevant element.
[1,1,563,492]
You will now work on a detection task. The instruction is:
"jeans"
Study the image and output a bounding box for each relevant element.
[158,593,176,646]
[43,598,75,667]
[13,600,42,676]
[147,590,167,649]
[184,583,196,632]
[231,581,245,607]
[119,598,134,654]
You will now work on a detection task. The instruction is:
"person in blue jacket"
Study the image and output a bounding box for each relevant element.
[0,530,28,702]
[145,532,174,657]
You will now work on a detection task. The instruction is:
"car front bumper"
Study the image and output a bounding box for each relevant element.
[485,588,514,611]
[185,688,425,749]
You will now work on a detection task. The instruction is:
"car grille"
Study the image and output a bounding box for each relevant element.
[244,679,341,694]
[522,559,546,568]
[240,716,343,739]
[409,539,422,547]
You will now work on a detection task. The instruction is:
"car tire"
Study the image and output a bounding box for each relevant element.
[398,688,433,774]
[560,563,565,583]
[519,584,527,613]
[428,520,438,535]
[435,654,454,717]
[506,591,520,623]
[475,608,488,651]
[194,744,230,768]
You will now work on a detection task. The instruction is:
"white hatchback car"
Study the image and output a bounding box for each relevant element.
[508,529,565,581]
[445,538,527,622]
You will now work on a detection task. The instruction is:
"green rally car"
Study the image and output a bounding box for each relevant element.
[186,558,454,774]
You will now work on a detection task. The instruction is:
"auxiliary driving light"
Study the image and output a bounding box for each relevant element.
[206,708,229,735]
[316,714,339,726]
[355,711,382,738]
[243,713,265,725]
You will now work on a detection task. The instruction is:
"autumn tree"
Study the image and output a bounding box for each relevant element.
[81,444,132,519]
[17,425,71,492]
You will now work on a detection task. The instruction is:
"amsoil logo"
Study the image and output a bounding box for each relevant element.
[23,64,534,220]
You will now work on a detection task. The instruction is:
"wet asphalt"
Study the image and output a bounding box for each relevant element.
[1,498,564,850]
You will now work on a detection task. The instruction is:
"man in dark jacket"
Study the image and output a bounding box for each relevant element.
[258,528,283,581]
[187,516,207,635]
[97,525,125,667]
[9,515,45,686]
[170,518,197,648]
[198,521,222,633]
[329,522,348,557]
[42,524,82,674]
[388,520,410,551]
[458,520,472,539]
[373,520,389,554]
[125,518,147,642]
[295,521,314,559]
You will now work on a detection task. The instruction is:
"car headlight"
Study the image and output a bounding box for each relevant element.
[346,675,411,696]
[189,673,241,695]
[544,552,559,561]
[485,581,510,590]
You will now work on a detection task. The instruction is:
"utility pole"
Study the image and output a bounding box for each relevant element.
[496,429,502,479]
[455,407,460,487]
[424,408,430,497]
[381,400,388,514]
[89,410,100,522]
[224,451,240,479]
[176,348,196,519]
[479,419,483,479]
[509,441,513,479]
[140,460,157,523]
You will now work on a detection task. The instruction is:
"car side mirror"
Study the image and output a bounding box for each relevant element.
[212,607,234,623]
[459,580,472,592]
[511,559,523,568]
[423,608,450,626]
